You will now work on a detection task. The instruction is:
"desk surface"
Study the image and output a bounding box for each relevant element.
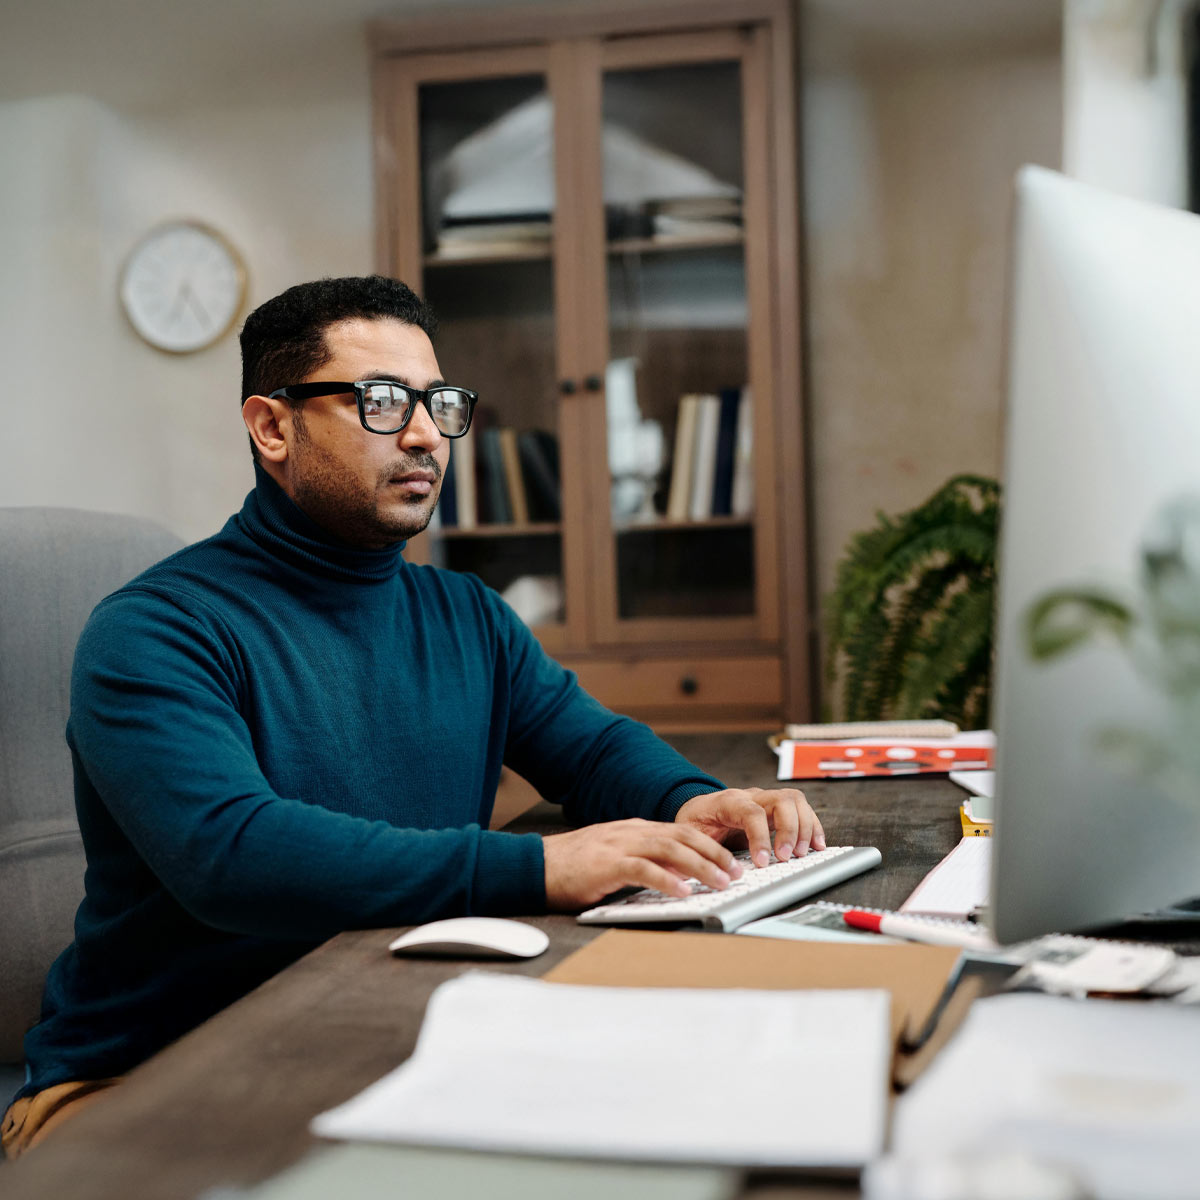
[0,735,984,1200]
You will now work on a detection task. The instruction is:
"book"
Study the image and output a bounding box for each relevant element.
[730,386,754,517]
[710,387,741,517]
[516,430,561,521]
[784,720,960,741]
[497,428,529,524]
[666,395,700,521]
[436,217,552,259]
[768,719,961,755]
[477,428,511,524]
[453,427,477,530]
[688,394,721,520]
[439,438,458,527]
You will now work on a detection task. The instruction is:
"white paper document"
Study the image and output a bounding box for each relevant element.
[899,836,991,917]
[891,993,1200,1200]
[948,769,994,798]
[312,973,892,1169]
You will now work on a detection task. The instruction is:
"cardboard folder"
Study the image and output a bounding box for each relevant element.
[544,930,961,1050]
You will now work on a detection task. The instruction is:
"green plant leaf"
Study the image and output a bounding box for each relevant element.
[825,474,999,721]
[897,586,994,718]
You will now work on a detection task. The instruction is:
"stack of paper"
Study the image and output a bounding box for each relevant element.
[312,972,892,1169]
[900,837,991,918]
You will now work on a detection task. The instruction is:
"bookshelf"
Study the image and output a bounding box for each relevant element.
[608,231,745,256]
[371,0,811,728]
[424,247,553,267]
[440,524,562,540]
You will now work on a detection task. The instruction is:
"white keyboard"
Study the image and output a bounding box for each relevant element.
[577,845,883,932]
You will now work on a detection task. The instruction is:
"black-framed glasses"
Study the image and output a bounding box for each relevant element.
[268,380,477,437]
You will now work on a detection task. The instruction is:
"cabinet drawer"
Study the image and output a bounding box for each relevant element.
[563,655,782,718]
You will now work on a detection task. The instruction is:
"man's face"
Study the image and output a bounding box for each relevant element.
[283,317,452,548]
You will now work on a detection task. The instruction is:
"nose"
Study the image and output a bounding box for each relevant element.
[398,395,444,454]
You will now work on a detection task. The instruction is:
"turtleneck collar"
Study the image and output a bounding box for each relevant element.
[236,464,408,583]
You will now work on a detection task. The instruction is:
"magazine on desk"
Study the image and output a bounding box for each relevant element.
[776,731,996,781]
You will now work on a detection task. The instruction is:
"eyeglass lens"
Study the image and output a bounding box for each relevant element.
[361,383,472,436]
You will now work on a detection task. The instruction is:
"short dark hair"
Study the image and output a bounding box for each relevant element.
[239,275,437,404]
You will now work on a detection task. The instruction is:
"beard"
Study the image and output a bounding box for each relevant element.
[289,410,442,548]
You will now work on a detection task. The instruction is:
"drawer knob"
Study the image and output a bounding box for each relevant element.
[679,675,699,696]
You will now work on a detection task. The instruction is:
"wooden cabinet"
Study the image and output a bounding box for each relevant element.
[370,0,811,728]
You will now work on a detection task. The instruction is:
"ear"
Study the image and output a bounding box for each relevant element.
[242,395,291,463]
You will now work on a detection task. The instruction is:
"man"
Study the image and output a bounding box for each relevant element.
[2,276,822,1158]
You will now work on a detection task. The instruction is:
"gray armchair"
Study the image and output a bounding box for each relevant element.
[0,507,183,1101]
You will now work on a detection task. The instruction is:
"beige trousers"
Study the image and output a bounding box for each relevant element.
[1,1079,120,1160]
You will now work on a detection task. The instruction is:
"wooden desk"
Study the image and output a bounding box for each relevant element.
[0,734,968,1200]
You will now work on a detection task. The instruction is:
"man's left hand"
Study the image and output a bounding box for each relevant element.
[674,787,825,868]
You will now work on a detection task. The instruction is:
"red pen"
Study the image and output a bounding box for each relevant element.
[842,909,996,951]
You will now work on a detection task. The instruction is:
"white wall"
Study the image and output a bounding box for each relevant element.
[802,46,1064,624]
[0,84,372,542]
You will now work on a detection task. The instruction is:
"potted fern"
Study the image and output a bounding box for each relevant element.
[825,474,1000,726]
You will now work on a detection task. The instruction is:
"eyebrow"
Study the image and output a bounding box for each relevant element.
[359,373,448,390]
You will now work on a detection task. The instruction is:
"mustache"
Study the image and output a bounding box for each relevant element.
[382,452,442,482]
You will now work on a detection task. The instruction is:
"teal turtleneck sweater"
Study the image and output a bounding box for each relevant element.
[20,468,722,1094]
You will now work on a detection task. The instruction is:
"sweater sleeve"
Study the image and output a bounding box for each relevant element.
[489,591,725,824]
[68,590,545,941]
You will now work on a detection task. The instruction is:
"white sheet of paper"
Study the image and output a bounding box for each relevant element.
[312,973,891,1169]
[949,769,994,797]
[891,993,1200,1200]
[899,836,991,917]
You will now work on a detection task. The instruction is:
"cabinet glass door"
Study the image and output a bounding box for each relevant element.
[415,70,567,640]
[595,44,767,638]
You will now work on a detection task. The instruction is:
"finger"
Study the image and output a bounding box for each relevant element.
[667,823,743,878]
[811,810,827,851]
[791,797,822,855]
[642,835,735,891]
[717,797,772,868]
[618,857,695,899]
[609,820,740,881]
[760,790,801,860]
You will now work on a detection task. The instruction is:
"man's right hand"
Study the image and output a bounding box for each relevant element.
[541,818,743,911]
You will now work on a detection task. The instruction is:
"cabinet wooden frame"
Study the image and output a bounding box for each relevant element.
[369,0,812,724]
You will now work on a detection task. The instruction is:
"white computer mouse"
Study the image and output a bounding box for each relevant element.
[388,917,549,960]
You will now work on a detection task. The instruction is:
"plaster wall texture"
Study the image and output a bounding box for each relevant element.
[0,85,371,543]
[802,51,1063,626]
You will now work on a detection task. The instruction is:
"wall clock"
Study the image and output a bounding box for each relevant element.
[119,220,248,354]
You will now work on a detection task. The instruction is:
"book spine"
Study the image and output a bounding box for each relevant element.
[666,395,699,521]
[439,435,458,528]
[731,386,754,517]
[478,428,511,524]
[710,387,741,517]
[688,394,721,520]
[498,428,529,525]
[454,427,477,530]
[516,430,561,521]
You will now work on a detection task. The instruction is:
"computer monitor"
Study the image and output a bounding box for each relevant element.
[989,165,1200,944]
